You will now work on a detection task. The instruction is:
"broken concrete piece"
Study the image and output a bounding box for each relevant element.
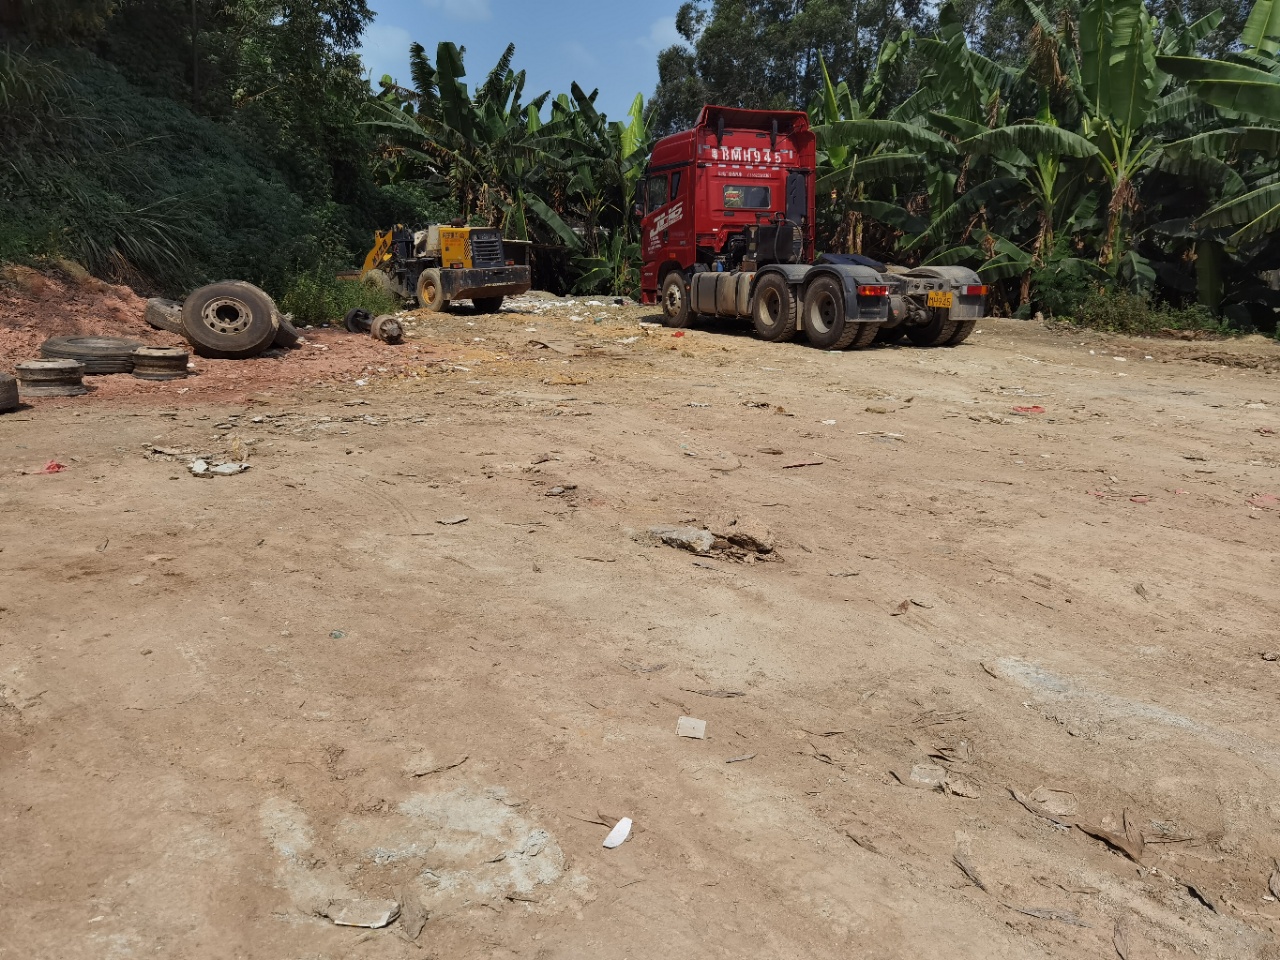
[907,763,948,788]
[323,898,400,928]
[396,886,428,942]
[650,526,716,555]
[676,716,707,739]
[211,462,250,476]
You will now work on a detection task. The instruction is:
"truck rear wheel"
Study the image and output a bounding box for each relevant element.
[906,309,960,347]
[875,326,906,344]
[849,322,879,349]
[751,274,797,342]
[944,319,978,346]
[416,268,447,312]
[660,272,692,328]
[802,276,862,350]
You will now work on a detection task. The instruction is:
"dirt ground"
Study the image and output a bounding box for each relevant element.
[3,284,1280,960]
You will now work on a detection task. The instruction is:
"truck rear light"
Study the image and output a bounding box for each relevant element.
[964,285,988,296]
[857,285,889,297]
[506,260,515,266]
[450,262,464,269]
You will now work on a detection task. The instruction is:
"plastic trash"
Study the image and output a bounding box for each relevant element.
[603,817,632,848]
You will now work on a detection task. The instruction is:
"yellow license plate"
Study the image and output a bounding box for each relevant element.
[927,291,954,309]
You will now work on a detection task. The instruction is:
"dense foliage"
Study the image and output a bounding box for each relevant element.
[0,0,448,302]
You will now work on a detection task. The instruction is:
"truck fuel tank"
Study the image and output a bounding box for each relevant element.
[690,271,754,318]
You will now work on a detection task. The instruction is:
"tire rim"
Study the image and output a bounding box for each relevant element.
[807,289,839,335]
[759,288,781,328]
[201,297,252,335]
[664,281,684,318]
[421,279,438,304]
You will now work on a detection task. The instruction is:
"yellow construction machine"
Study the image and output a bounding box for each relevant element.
[358,224,532,313]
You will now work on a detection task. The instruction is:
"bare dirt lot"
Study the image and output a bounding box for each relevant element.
[3,290,1280,960]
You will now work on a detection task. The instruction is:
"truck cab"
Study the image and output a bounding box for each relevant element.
[639,106,816,301]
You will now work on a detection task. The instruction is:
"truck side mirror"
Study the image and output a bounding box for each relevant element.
[632,202,644,218]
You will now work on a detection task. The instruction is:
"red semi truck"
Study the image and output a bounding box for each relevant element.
[639,105,986,349]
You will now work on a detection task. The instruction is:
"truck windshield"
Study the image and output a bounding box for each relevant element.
[723,185,771,209]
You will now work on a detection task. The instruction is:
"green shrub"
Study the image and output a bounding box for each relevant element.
[1060,290,1236,337]
[1030,267,1095,319]
[280,272,400,326]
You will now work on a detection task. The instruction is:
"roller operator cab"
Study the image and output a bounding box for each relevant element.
[638,105,987,350]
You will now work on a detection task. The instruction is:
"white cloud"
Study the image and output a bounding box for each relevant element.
[358,22,414,85]
[638,15,682,53]
[422,0,493,21]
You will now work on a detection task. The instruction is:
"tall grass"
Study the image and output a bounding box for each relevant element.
[281,273,401,326]
[1058,291,1237,337]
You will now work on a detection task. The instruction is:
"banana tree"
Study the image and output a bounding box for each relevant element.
[364,41,565,242]
[811,45,944,254]
[1020,0,1227,287]
[1159,3,1280,255]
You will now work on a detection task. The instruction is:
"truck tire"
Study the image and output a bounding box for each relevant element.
[802,276,863,350]
[473,295,505,314]
[180,281,279,359]
[905,309,961,347]
[874,326,906,344]
[417,268,447,312]
[15,359,88,397]
[751,274,797,342]
[130,346,190,380]
[660,271,692,328]
[0,373,19,412]
[144,298,184,334]
[273,313,302,349]
[849,322,880,349]
[944,319,978,346]
[41,336,143,374]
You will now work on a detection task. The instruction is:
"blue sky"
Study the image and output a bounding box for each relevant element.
[358,0,686,121]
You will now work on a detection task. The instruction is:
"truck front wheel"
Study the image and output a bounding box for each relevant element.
[416,268,448,312]
[802,276,863,350]
[660,271,692,328]
[751,274,797,342]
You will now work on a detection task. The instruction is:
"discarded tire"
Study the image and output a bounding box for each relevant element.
[131,346,189,380]
[344,308,372,333]
[370,314,404,344]
[144,298,184,334]
[273,313,302,349]
[0,373,18,411]
[180,281,279,359]
[41,336,141,374]
[15,359,88,397]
